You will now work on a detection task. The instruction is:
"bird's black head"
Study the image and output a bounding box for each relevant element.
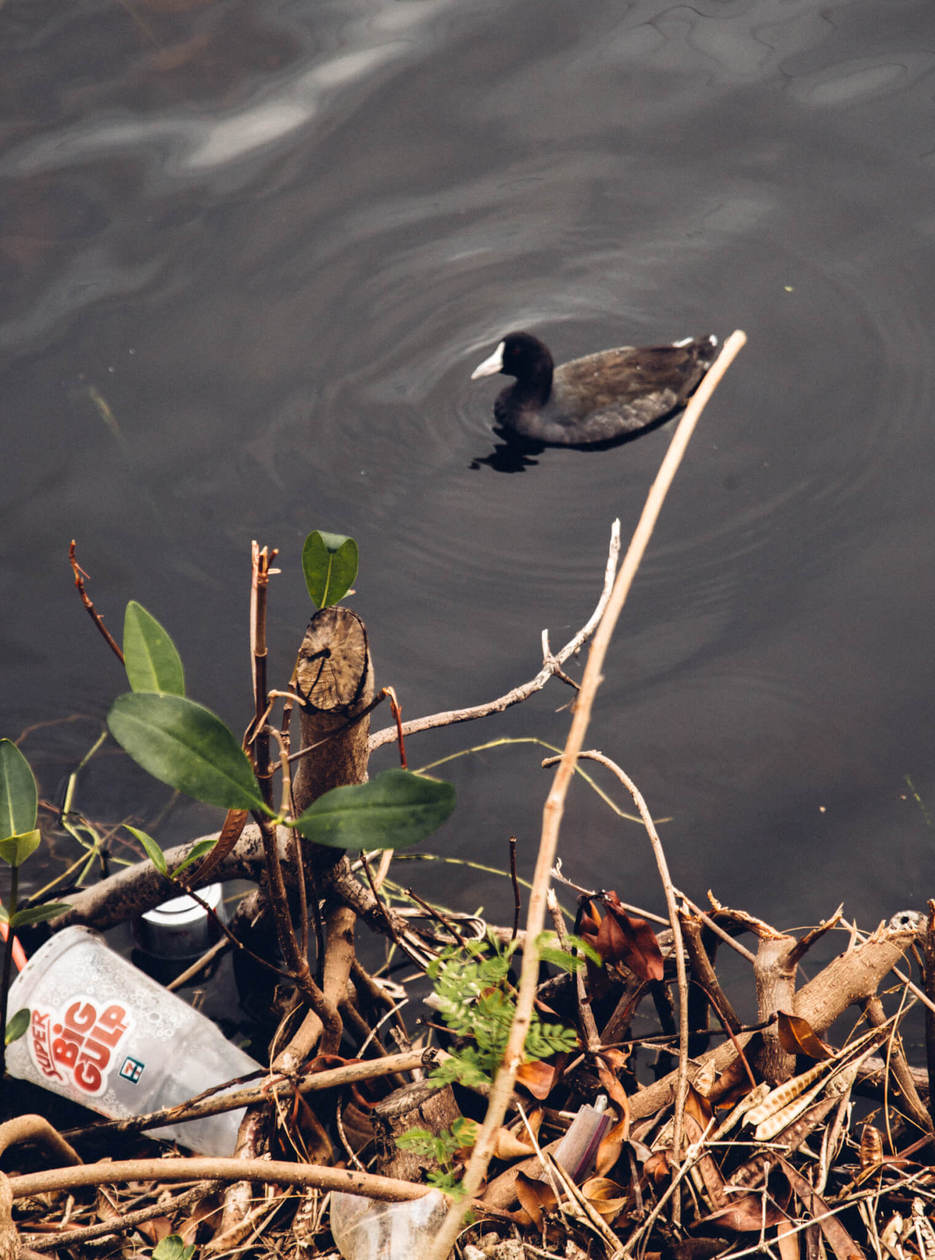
[471,330,553,386]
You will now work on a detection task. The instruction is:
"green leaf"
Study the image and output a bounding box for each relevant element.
[535,931,602,971]
[152,1237,196,1260]
[302,531,359,609]
[172,838,217,876]
[5,1008,29,1046]
[107,693,266,812]
[294,768,455,850]
[0,829,41,868]
[8,902,70,929]
[123,824,167,875]
[0,740,38,840]
[123,601,186,696]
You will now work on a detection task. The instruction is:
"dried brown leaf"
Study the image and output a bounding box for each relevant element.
[685,1083,714,1129]
[493,1122,537,1161]
[515,1171,557,1230]
[180,1195,222,1245]
[580,1175,629,1221]
[189,807,247,884]
[597,1059,630,1130]
[516,1059,556,1100]
[710,1052,762,1105]
[777,1221,801,1260]
[777,1011,833,1061]
[644,1150,673,1185]
[580,893,665,980]
[595,1117,631,1177]
[701,1194,788,1232]
[135,1216,173,1245]
[781,1158,866,1260]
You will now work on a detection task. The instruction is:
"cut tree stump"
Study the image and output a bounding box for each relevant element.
[293,606,374,812]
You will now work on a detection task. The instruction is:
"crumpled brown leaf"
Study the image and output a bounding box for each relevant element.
[515,1171,557,1229]
[579,892,664,981]
[699,1195,788,1232]
[580,1175,629,1222]
[516,1059,557,1100]
[777,1011,833,1061]
[595,1117,631,1177]
[492,1111,540,1160]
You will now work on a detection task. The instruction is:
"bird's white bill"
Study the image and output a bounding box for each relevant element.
[470,341,505,379]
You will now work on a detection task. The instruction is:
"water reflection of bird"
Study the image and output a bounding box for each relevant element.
[471,330,718,446]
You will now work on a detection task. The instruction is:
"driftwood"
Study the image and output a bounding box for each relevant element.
[753,933,798,1084]
[627,923,919,1120]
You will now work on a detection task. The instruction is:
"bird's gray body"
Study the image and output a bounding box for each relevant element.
[473,333,718,446]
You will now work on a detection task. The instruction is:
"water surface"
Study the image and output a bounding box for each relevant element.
[2,0,935,933]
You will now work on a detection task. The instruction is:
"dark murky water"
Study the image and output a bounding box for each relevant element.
[3,0,935,932]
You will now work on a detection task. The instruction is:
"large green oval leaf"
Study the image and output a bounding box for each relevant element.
[302,531,359,609]
[8,902,70,929]
[0,740,38,841]
[0,829,41,868]
[107,693,266,812]
[123,601,186,696]
[294,768,455,850]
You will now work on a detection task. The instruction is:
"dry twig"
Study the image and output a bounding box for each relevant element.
[368,518,623,751]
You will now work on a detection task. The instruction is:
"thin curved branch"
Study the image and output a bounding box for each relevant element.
[367,518,622,751]
[427,329,748,1260]
[572,749,691,1159]
[7,1156,437,1203]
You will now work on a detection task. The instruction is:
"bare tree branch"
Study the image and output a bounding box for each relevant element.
[367,518,622,751]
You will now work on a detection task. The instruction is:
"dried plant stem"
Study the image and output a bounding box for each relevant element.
[64,1049,428,1142]
[674,890,757,964]
[254,815,343,1053]
[249,541,278,808]
[428,329,747,1260]
[7,1157,436,1203]
[26,1180,220,1251]
[548,887,600,1052]
[573,749,691,1161]
[368,518,623,751]
[864,993,933,1136]
[68,540,125,664]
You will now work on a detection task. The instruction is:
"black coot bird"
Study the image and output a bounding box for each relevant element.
[471,330,718,446]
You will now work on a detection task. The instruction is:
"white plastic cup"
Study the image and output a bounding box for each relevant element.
[5,925,262,1155]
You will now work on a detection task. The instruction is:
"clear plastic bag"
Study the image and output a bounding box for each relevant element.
[330,1189,449,1260]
